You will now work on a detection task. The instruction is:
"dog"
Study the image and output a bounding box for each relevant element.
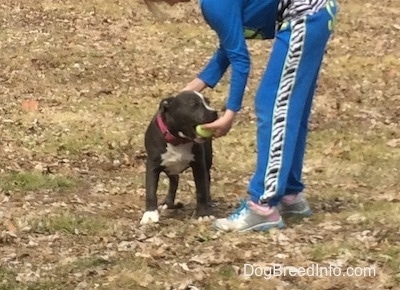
[140,90,219,225]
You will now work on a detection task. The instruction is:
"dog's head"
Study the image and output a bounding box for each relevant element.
[159,91,218,142]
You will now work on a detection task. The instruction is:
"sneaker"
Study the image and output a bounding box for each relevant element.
[213,200,285,232]
[278,192,313,217]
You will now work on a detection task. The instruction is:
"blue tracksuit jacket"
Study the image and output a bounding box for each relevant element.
[198,0,281,112]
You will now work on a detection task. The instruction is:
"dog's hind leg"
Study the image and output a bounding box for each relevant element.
[160,174,183,209]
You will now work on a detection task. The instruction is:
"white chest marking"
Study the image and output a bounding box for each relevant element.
[161,143,194,175]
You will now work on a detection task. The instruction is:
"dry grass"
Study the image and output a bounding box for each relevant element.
[0,0,400,289]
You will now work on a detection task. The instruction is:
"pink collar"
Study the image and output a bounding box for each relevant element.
[156,113,191,146]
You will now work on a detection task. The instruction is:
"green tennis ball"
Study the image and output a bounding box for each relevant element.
[196,125,213,138]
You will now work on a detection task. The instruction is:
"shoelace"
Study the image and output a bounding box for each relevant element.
[228,199,249,220]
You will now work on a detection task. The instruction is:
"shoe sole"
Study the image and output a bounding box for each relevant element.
[281,209,313,217]
[232,220,286,233]
[213,220,286,232]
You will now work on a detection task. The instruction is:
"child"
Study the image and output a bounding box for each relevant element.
[145,0,338,232]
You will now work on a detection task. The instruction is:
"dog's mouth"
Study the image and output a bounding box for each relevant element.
[175,126,208,144]
[192,125,211,144]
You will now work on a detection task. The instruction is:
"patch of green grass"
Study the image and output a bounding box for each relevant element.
[215,130,255,166]
[365,246,400,286]
[73,256,111,270]
[57,256,114,277]
[0,172,76,192]
[306,127,400,190]
[104,255,160,289]
[36,110,144,156]
[50,133,106,155]
[87,95,155,120]
[23,280,67,290]
[204,265,279,290]
[218,265,236,279]
[0,267,17,290]
[0,270,61,290]
[308,243,344,262]
[332,201,400,228]
[30,212,111,235]
[359,201,400,224]
[383,247,400,273]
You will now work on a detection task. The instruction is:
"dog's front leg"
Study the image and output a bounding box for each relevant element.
[161,175,183,209]
[204,140,213,206]
[191,146,213,218]
[140,160,161,225]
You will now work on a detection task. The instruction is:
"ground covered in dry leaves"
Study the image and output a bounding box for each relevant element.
[0,0,399,289]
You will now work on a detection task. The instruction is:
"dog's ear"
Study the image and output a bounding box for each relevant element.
[159,97,174,112]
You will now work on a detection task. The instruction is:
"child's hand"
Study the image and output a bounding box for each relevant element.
[202,110,236,138]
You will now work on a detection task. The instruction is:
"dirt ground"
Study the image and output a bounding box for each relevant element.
[0,0,399,289]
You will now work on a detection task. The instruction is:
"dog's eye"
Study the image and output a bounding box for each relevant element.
[191,102,199,107]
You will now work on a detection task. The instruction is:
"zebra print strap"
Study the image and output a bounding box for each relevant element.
[278,0,329,23]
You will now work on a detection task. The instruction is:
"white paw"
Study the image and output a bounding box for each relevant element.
[158,204,168,211]
[197,215,215,222]
[140,210,160,225]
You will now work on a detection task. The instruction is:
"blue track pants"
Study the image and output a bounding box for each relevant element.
[247,0,338,206]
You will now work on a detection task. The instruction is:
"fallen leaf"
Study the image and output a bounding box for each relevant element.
[386,139,400,148]
[21,99,39,112]
[346,213,367,224]
[177,279,194,290]
[178,262,190,272]
[4,219,18,237]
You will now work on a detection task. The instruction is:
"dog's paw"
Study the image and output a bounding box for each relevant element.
[140,210,160,225]
[197,215,215,222]
[159,201,184,210]
[195,206,213,218]
[158,204,169,211]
